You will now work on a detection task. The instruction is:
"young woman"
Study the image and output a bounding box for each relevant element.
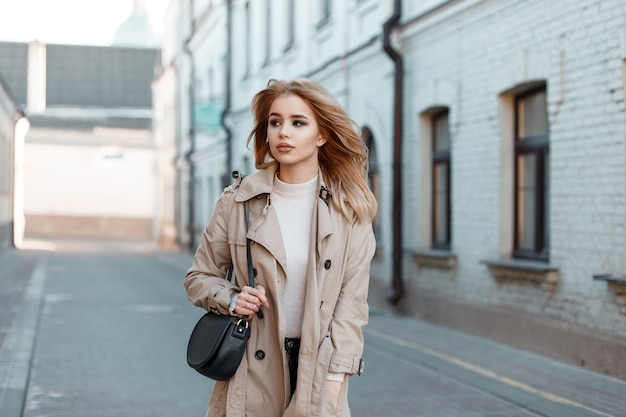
[184,79,377,417]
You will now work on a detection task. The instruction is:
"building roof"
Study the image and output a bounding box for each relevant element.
[0,69,25,119]
[45,44,160,108]
[0,42,28,105]
[0,41,160,131]
[27,114,152,131]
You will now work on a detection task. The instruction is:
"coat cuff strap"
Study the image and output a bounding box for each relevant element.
[329,352,365,375]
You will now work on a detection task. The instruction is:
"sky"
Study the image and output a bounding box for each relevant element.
[0,0,170,46]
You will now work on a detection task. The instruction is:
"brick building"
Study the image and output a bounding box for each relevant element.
[155,0,626,379]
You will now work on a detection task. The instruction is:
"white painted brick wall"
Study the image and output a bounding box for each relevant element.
[169,0,626,338]
[402,0,626,333]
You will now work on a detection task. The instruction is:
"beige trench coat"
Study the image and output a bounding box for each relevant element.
[184,166,376,417]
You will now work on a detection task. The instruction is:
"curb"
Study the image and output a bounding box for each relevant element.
[0,259,46,417]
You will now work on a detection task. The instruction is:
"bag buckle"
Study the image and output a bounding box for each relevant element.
[235,318,249,328]
[233,318,249,340]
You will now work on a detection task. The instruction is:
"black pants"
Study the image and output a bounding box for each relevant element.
[285,338,301,396]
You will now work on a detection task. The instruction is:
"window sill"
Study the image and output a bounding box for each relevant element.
[283,40,295,54]
[314,17,333,44]
[594,275,626,314]
[482,259,559,295]
[412,249,457,270]
[315,17,331,31]
[352,0,377,17]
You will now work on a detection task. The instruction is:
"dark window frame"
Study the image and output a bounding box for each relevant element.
[432,110,451,250]
[284,0,295,51]
[317,0,332,28]
[263,0,271,66]
[244,1,251,77]
[363,126,380,241]
[513,85,549,261]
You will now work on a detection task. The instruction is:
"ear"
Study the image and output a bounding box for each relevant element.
[317,135,327,147]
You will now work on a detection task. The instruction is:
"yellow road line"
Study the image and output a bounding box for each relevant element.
[365,327,614,417]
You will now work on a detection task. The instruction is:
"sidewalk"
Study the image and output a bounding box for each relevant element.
[356,311,626,417]
[0,247,47,417]
[1,242,625,417]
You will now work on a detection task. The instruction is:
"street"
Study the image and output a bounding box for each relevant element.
[1,240,626,417]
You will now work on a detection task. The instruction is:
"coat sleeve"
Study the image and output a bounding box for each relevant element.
[328,219,376,375]
[183,188,239,315]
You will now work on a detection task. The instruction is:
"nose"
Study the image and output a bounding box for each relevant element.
[279,124,290,138]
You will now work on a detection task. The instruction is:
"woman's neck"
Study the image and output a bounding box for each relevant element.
[277,165,319,184]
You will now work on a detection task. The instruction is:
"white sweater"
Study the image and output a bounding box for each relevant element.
[271,174,317,338]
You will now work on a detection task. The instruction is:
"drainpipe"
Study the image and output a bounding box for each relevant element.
[221,0,233,181]
[383,0,404,305]
[184,0,196,251]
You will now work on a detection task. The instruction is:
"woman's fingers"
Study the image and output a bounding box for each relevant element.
[235,286,267,316]
[240,285,269,308]
[238,296,258,312]
[254,285,269,307]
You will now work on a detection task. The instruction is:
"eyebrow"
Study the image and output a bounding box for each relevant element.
[269,112,310,119]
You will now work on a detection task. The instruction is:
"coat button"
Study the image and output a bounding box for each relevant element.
[324,259,332,269]
[255,350,265,360]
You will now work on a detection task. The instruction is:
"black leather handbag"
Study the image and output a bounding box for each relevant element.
[186,201,255,380]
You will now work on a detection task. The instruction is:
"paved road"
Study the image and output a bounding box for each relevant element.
[1,240,626,417]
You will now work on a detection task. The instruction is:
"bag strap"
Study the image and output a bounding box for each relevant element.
[244,200,253,288]
[244,200,263,319]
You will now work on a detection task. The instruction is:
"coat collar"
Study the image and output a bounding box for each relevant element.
[235,165,335,258]
[234,165,276,202]
[235,165,332,209]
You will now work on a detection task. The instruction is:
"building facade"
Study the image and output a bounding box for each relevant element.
[155,0,626,379]
[0,41,160,241]
[0,72,29,251]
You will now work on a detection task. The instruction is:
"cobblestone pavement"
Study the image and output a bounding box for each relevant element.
[1,240,626,417]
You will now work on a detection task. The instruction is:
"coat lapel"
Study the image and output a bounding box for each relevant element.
[316,195,334,260]
[235,166,288,273]
[247,201,287,275]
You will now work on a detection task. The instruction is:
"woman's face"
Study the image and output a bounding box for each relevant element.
[267,94,326,181]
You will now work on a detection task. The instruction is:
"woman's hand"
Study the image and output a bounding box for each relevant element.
[234,285,269,316]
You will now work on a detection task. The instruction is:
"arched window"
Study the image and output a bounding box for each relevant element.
[432,110,451,249]
[320,0,332,22]
[362,126,380,239]
[514,85,549,261]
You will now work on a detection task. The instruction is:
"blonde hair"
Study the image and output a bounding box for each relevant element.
[247,79,377,223]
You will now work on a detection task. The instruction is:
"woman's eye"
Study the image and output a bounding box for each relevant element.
[293,120,305,127]
[269,120,280,127]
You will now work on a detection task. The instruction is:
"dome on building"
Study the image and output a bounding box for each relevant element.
[111,0,159,48]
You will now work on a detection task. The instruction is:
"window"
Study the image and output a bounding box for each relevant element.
[264,0,271,65]
[363,127,380,240]
[514,86,549,261]
[432,111,451,249]
[320,0,332,23]
[244,2,251,76]
[207,67,214,100]
[285,0,295,50]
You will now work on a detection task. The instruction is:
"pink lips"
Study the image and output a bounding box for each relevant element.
[276,143,294,152]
